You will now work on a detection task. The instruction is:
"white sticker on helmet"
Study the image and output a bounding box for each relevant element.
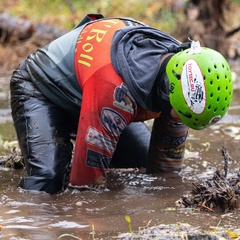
[188,40,202,54]
[181,59,206,114]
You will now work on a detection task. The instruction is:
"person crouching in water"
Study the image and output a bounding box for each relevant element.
[10,14,233,194]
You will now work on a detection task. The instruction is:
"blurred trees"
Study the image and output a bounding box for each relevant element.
[178,0,237,56]
[0,0,186,32]
[1,0,240,72]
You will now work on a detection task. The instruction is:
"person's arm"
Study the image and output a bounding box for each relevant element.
[147,110,188,173]
[69,65,136,189]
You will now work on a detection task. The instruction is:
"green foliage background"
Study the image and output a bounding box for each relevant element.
[0,0,187,34]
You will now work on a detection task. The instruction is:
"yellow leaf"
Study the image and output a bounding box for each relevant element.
[125,215,131,223]
[227,229,239,238]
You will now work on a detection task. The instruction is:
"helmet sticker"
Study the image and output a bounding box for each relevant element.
[181,59,206,114]
[209,115,221,126]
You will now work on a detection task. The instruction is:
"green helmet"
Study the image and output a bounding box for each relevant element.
[166,41,233,130]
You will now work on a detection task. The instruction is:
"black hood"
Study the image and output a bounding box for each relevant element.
[110,25,180,112]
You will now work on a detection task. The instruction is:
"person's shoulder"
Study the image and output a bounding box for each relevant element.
[115,17,146,27]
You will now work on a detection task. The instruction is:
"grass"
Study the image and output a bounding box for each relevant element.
[0,0,183,32]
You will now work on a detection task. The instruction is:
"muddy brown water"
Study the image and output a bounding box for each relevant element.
[0,63,240,240]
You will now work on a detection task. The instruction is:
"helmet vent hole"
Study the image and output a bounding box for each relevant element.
[216,75,219,80]
[226,86,228,90]
[210,80,213,85]
[210,93,213,98]
[214,64,217,69]
[208,105,211,110]
[222,63,225,68]
[222,107,225,111]
[214,108,217,113]
[217,97,220,102]
[225,97,228,101]
[195,118,199,121]
[208,68,211,73]
[218,86,221,91]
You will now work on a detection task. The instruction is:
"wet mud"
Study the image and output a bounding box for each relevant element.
[0,64,240,239]
[178,147,240,213]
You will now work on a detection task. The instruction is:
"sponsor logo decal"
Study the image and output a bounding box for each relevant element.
[86,149,111,169]
[159,132,188,146]
[86,127,117,153]
[181,59,206,114]
[113,83,136,114]
[101,108,127,137]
